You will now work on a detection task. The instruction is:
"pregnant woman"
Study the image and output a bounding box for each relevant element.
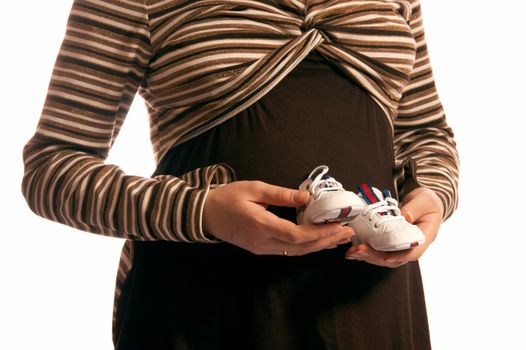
[22,1,459,349]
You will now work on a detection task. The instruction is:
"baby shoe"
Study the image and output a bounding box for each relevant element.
[296,165,365,225]
[348,183,425,251]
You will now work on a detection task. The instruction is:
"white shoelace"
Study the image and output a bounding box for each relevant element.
[361,197,403,228]
[309,174,344,200]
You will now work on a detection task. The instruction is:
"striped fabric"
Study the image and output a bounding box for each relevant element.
[21,0,459,341]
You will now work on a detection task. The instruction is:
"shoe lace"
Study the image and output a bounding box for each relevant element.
[309,176,344,200]
[362,197,403,228]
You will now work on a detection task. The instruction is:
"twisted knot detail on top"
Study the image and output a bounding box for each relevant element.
[144,1,418,159]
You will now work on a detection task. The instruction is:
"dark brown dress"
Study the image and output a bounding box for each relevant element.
[114,50,432,350]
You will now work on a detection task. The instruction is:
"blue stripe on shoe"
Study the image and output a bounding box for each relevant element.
[357,183,380,205]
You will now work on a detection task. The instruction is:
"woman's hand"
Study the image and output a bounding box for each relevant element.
[203,180,355,256]
[345,187,444,268]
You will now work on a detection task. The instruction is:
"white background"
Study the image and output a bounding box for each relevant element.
[1,1,525,349]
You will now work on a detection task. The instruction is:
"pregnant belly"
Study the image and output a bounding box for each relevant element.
[154,55,396,214]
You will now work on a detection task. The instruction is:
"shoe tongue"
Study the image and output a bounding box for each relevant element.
[320,174,335,188]
[316,174,339,191]
[357,183,395,216]
[357,183,384,205]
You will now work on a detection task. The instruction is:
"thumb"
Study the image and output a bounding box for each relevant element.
[400,206,415,224]
[400,187,443,224]
[253,182,310,207]
[400,194,423,224]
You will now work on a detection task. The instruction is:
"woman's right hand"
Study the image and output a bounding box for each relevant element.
[202,180,355,256]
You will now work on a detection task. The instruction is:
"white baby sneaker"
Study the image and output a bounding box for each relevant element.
[296,165,365,225]
[349,183,425,251]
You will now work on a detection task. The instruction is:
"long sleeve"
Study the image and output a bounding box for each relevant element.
[21,0,235,242]
[393,0,460,221]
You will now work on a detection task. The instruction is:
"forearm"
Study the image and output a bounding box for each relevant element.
[22,138,235,241]
[393,0,460,221]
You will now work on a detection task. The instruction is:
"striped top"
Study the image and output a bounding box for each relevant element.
[21,0,459,340]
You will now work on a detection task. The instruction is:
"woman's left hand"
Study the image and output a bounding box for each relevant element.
[345,187,444,268]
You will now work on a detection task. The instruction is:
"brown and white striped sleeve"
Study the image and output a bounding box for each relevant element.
[393,0,460,221]
[21,0,235,242]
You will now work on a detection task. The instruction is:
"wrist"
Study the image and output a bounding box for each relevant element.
[201,186,222,241]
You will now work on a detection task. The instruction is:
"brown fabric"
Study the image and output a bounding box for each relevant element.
[114,50,431,350]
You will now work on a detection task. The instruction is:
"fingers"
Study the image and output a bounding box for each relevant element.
[255,209,354,244]
[250,227,354,256]
[204,180,356,257]
[400,188,443,247]
[345,243,419,268]
[240,207,354,255]
[247,180,356,246]
[246,181,310,207]
[272,225,355,256]
[296,223,354,243]
[400,187,443,224]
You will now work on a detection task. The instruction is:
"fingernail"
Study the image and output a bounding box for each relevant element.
[328,226,344,235]
[293,190,310,204]
[337,237,352,244]
[344,227,355,235]
[338,228,354,238]
[385,258,397,263]
[346,254,363,260]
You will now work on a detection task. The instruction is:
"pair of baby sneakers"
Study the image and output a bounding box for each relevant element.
[296,165,425,252]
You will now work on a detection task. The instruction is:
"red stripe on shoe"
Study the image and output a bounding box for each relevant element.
[360,183,380,204]
[338,207,352,219]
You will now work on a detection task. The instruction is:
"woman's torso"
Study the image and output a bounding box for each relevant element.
[114,50,431,350]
